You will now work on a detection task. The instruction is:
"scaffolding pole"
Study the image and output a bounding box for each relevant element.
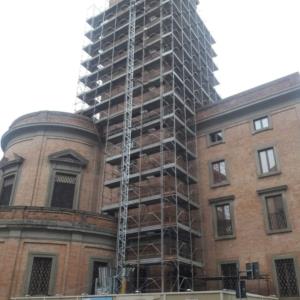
[114,0,136,294]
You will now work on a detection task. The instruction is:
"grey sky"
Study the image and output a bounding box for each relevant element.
[0,0,299,154]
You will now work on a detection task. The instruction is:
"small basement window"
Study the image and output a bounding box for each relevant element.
[50,173,77,209]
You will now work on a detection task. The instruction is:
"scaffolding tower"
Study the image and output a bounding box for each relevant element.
[77,0,220,293]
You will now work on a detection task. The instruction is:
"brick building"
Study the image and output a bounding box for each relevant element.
[0,0,300,299]
[0,111,116,299]
[197,73,300,299]
[1,75,300,299]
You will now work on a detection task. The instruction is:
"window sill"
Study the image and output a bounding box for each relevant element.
[258,171,281,179]
[252,127,273,135]
[211,182,230,189]
[215,235,236,241]
[267,228,292,235]
[208,141,225,148]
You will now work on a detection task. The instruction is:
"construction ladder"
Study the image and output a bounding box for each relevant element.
[114,0,136,293]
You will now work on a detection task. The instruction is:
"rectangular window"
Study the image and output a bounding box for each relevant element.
[90,261,109,295]
[258,147,278,174]
[212,160,227,184]
[28,257,53,296]
[216,204,233,237]
[51,173,76,209]
[254,116,269,131]
[0,175,15,206]
[209,130,223,144]
[266,194,288,231]
[220,262,238,290]
[275,258,299,297]
[246,262,260,279]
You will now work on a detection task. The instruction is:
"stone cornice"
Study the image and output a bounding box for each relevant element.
[1,122,99,151]
[0,206,117,238]
[197,80,300,131]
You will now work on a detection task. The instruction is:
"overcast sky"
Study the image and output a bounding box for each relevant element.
[0,0,299,154]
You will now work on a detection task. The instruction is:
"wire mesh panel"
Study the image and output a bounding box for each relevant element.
[28,257,53,296]
[220,263,238,290]
[275,258,299,297]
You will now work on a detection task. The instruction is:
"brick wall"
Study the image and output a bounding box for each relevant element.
[197,96,300,296]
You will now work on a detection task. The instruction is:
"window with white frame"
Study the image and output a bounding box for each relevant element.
[253,116,269,131]
[258,147,278,175]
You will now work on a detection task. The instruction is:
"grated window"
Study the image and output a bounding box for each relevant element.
[275,258,299,297]
[51,173,76,209]
[28,257,53,296]
[221,263,238,290]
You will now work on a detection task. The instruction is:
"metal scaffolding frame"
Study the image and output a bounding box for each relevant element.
[77,0,220,293]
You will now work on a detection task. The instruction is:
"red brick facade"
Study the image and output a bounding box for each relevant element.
[0,111,116,299]
[197,73,300,298]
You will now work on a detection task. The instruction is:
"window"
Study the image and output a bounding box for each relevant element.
[90,261,109,295]
[50,173,77,209]
[0,156,23,206]
[211,160,228,186]
[220,262,238,290]
[209,130,224,145]
[265,194,288,231]
[216,203,233,237]
[258,147,279,175]
[210,195,235,240]
[274,258,299,298]
[257,186,290,234]
[0,175,15,206]
[48,150,88,210]
[27,256,55,296]
[253,116,269,131]
[246,262,260,279]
